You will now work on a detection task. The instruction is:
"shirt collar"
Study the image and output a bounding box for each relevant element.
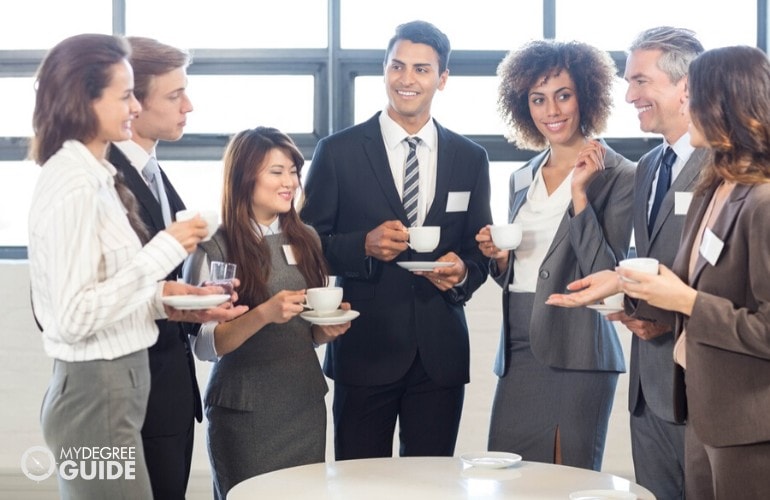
[113,140,155,175]
[63,140,117,180]
[665,133,695,164]
[250,217,282,237]
[379,110,437,152]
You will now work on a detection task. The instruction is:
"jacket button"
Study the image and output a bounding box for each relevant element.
[539,270,550,279]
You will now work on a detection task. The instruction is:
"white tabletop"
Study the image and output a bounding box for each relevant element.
[227,456,655,499]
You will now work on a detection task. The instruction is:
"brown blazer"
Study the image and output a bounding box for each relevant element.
[672,181,770,447]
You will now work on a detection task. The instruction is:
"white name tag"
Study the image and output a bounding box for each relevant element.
[446,191,470,212]
[675,191,693,215]
[282,244,298,265]
[513,166,532,191]
[699,228,724,266]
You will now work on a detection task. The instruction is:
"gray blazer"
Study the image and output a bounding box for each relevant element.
[627,146,708,421]
[493,143,635,376]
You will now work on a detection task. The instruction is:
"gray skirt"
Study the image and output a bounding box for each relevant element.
[488,292,618,471]
[41,349,152,500]
[207,397,326,500]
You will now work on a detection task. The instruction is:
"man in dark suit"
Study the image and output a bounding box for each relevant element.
[611,27,705,500]
[108,37,201,500]
[302,20,492,460]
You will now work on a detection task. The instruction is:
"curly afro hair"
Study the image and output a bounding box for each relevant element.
[497,39,616,151]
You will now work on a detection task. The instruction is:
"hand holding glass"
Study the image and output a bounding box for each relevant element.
[207,261,237,294]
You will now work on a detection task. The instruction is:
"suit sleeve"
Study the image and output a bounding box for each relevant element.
[568,158,635,276]
[449,145,493,303]
[686,192,770,359]
[302,138,372,279]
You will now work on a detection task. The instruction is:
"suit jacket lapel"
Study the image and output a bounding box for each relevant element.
[509,150,546,222]
[160,168,186,215]
[361,115,408,224]
[109,146,166,231]
[425,121,455,223]
[649,148,706,241]
[505,151,548,278]
[690,183,749,286]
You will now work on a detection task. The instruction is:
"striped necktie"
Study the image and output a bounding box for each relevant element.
[402,137,420,227]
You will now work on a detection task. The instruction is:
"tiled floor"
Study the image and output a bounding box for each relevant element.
[1,268,634,499]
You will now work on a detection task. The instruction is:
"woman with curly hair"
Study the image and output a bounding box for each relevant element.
[475,39,634,470]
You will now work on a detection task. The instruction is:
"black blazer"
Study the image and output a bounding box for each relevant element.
[301,113,493,387]
[108,146,203,434]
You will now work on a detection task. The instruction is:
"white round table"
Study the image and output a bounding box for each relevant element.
[227,456,655,499]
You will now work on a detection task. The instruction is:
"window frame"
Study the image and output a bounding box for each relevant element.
[1,0,768,255]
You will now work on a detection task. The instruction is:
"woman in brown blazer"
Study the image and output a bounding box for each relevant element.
[549,45,770,499]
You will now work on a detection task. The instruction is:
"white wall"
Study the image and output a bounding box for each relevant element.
[0,261,634,495]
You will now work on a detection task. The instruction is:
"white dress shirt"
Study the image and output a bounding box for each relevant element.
[647,133,695,218]
[113,139,155,183]
[379,110,438,227]
[28,140,187,362]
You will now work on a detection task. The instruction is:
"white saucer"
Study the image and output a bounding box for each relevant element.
[162,294,230,310]
[586,304,624,317]
[397,261,454,272]
[300,309,360,325]
[569,490,637,500]
[460,451,522,469]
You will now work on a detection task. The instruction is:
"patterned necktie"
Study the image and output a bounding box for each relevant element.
[402,137,420,227]
[142,157,172,227]
[648,146,677,234]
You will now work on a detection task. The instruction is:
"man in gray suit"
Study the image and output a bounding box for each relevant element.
[613,27,705,500]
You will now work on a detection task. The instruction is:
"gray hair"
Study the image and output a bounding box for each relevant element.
[628,26,704,82]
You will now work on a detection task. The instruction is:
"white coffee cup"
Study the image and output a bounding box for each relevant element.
[408,226,440,253]
[176,209,219,241]
[619,257,659,282]
[306,286,343,316]
[603,292,624,308]
[489,223,523,250]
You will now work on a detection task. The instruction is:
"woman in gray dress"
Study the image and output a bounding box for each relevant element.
[185,127,350,499]
[475,40,634,470]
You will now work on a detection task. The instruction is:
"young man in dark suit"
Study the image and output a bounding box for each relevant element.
[302,20,492,460]
[108,37,216,499]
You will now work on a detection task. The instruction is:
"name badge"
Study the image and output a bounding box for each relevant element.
[513,166,532,191]
[282,244,298,265]
[699,228,724,266]
[446,191,470,212]
[674,192,693,215]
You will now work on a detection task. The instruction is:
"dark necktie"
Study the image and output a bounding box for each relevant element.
[648,147,676,234]
[402,137,420,227]
[142,157,172,227]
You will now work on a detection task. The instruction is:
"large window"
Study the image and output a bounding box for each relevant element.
[0,0,765,252]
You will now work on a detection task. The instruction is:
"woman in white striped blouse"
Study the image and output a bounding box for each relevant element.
[27,34,219,500]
